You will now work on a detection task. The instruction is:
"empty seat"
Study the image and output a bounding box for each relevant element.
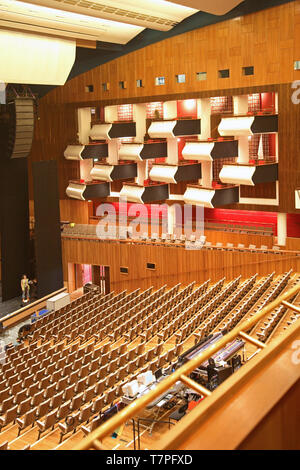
[36,410,57,440]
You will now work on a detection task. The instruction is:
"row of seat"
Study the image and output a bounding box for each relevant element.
[176,275,256,344]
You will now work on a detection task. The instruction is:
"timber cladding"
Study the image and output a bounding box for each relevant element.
[28,2,300,214]
[62,238,300,293]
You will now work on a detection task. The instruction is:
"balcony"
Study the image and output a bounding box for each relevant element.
[64,143,108,160]
[120,182,169,203]
[66,180,110,201]
[148,118,201,139]
[90,162,137,182]
[119,141,167,161]
[89,122,136,140]
[218,115,278,136]
[149,162,201,184]
[183,184,239,208]
[219,162,278,186]
[182,139,238,161]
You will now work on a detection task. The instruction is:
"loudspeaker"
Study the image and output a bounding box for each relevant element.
[9,98,34,159]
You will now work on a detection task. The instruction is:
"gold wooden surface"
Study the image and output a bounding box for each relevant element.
[61,237,300,292]
[42,3,299,105]
[74,281,300,450]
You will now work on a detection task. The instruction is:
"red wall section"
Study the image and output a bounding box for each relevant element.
[204,209,300,238]
[93,202,300,239]
[204,208,277,231]
[261,92,276,113]
[287,214,300,238]
[177,99,197,119]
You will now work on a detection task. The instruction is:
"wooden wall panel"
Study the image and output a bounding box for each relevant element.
[41,3,299,106]
[238,379,300,450]
[59,200,89,224]
[28,2,300,214]
[61,238,300,293]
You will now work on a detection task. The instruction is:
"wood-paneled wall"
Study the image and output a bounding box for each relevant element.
[28,2,300,214]
[62,238,300,292]
[41,2,299,106]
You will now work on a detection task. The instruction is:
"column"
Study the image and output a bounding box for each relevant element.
[277,213,287,246]
[167,204,176,235]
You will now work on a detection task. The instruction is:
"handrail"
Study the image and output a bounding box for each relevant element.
[74,280,300,450]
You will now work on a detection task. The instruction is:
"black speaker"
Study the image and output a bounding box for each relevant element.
[9,98,34,159]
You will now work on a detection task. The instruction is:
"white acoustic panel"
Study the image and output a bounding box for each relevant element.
[183,186,215,208]
[219,165,256,186]
[0,0,144,43]
[149,165,178,184]
[0,30,75,85]
[64,145,85,161]
[182,141,214,161]
[17,0,197,32]
[120,184,144,203]
[89,124,112,141]
[90,165,113,182]
[169,0,242,16]
[119,144,144,161]
[66,182,86,201]
[148,120,176,138]
[218,116,255,136]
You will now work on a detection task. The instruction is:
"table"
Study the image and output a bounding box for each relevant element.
[46,292,70,312]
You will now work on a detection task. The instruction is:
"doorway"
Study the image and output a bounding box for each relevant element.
[68,263,110,294]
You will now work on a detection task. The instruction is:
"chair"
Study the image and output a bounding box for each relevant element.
[69,393,84,412]
[17,397,32,417]
[58,412,80,443]
[0,405,18,432]
[81,416,102,436]
[49,392,64,411]
[35,399,50,419]
[0,396,14,414]
[16,409,36,436]
[36,410,57,440]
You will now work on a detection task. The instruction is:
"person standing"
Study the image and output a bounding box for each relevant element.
[21,274,30,303]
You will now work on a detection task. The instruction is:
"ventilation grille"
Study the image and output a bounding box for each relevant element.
[52,0,178,27]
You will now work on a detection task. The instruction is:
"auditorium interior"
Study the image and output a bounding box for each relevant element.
[0,0,300,452]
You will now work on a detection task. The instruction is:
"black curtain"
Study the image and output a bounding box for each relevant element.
[32,160,63,298]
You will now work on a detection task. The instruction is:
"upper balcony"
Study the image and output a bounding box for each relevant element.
[90,162,137,182]
[182,139,238,162]
[64,143,108,160]
[149,162,201,184]
[183,183,239,208]
[218,115,278,137]
[119,141,167,161]
[219,162,278,186]
[89,121,136,141]
[66,180,110,201]
[148,118,201,139]
[120,182,169,203]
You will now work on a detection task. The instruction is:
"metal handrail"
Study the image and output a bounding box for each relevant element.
[74,280,300,450]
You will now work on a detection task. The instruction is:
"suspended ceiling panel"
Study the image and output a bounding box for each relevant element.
[15,0,197,31]
[0,0,145,42]
[168,0,243,15]
[0,29,75,84]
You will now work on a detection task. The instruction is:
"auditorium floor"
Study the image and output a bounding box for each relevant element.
[1,277,299,451]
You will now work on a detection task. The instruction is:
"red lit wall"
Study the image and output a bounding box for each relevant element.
[177,99,197,119]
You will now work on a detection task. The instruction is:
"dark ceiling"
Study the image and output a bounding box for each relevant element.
[30,0,294,98]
